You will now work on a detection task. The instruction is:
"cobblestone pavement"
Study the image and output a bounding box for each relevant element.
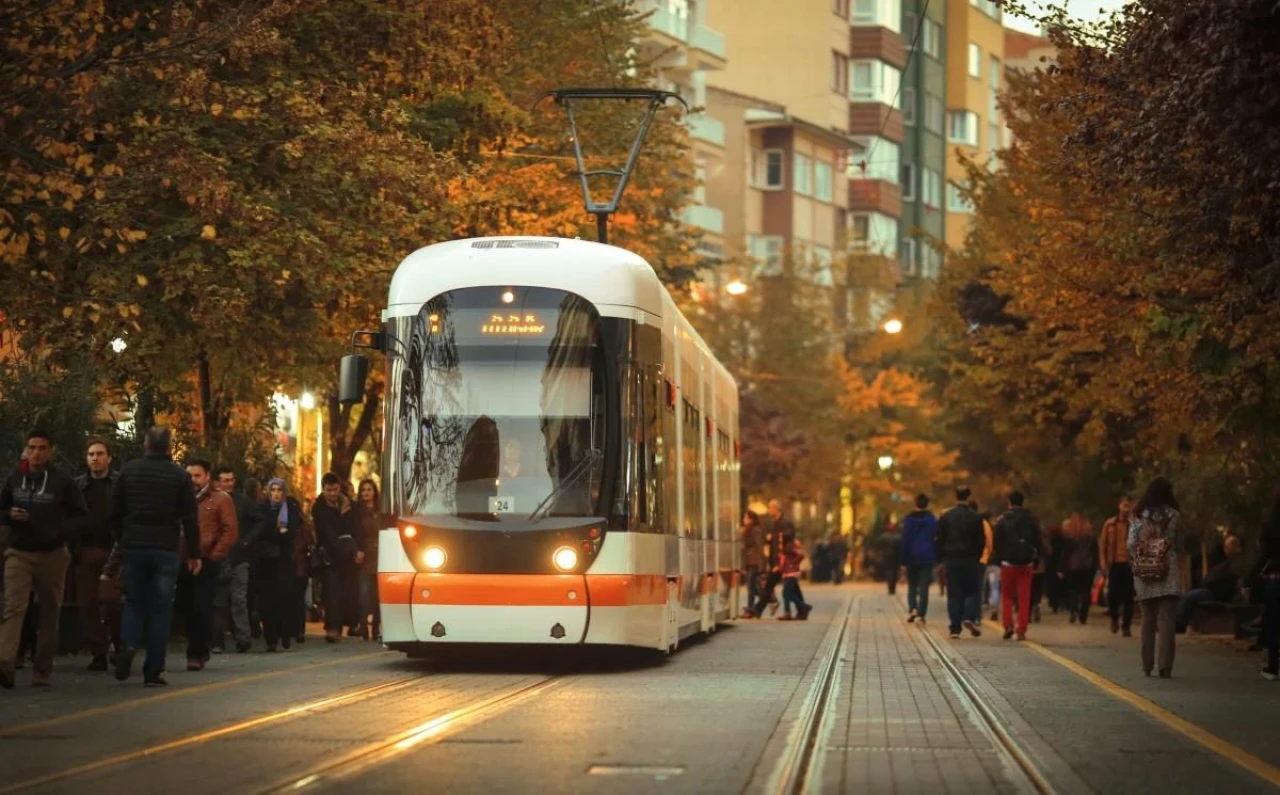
[0,589,1277,795]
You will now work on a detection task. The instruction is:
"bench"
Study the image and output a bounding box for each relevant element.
[1188,601,1262,638]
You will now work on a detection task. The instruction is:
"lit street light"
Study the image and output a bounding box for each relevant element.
[882,318,903,335]
[110,337,127,354]
[725,279,748,296]
[300,391,316,410]
[877,455,894,470]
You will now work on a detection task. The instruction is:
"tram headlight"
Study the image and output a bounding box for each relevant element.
[402,525,418,539]
[552,546,578,572]
[422,546,447,570]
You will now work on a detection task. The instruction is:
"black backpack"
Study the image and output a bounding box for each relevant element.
[1004,512,1039,567]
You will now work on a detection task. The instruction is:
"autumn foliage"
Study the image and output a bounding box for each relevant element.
[939,0,1280,531]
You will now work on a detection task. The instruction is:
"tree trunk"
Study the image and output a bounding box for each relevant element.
[194,350,231,449]
[327,380,383,482]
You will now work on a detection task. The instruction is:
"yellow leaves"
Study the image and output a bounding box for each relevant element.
[121,229,148,243]
[201,225,217,240]
[231,108,250,120]
[115,304,142,318]
[116,243,128,254]
[58,227,70,240]
[136,274,149,286]
[62,306,74,319]
[153,67,166,81]
[83,129,95,142]
[211,103,224,117]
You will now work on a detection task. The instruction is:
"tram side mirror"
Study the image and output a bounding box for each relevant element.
[338,354,369,405]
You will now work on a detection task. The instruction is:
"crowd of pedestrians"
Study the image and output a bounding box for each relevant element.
[0,426,384,690]
[879,480,1280,681]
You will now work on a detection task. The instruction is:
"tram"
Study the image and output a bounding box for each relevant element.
[339,236,741,654]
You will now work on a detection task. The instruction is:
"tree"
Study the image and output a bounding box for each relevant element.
[934,0,1280,535]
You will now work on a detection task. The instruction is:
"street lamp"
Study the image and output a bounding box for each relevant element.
[300,391,316,410]
[109,337,127,354]
[877,455,894,471]
[882,318,903,335]
[725,279,748,296]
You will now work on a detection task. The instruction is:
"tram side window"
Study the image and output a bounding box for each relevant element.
[660,377,677,535]
[681,397,702,538]
[632,365,663,533]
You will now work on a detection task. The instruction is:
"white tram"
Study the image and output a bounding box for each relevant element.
[353,236,741,654]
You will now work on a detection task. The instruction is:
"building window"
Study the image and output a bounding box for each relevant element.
[848,212,898,256]
[919,18,940,58]
[989,54,1001,89]
[812,244,834,286]
[988,121,1000,155]
[947,180,973,213]
[851,0,901,32]
[922,167,942,207]
[901,161,916,201]
[850,59,901,106]
[924,93,944,134]
[833,0,850,17]
[749,235,784,275]
[794,152,813,196]
[968,43,981,78]
[901,238,918,276]
[814,161,833,202]
[752,148,785,189]
[948,111,979,146]
[902,87,916,126]
[849,136,899,183]
[832,51,849,95]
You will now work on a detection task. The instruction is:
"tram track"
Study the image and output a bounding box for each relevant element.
[255,675,565,793]
[762,592,860,795]
[898,599,1058,795]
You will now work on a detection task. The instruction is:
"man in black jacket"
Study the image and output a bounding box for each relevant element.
[108,426,200,687]
[74,439,118,671]
[992,491,1043,641]
[0,430,87,689]
[214,467,263,653]
[936,486,985,639]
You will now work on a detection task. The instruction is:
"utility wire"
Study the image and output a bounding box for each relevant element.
[589,0,617,85]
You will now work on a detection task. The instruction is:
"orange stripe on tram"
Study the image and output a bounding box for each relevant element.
[586,574,668,607]
[412,574,585,607]
[378,572,415,605]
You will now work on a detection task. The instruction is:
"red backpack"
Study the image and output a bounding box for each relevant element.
[1132,512,1173,582]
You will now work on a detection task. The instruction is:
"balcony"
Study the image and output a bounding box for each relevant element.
[689,114,725,146]
[645,2,689,41]
[689,25,726,59]
[683,203,725,235]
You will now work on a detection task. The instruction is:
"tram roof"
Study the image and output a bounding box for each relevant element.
[386,236,667,318]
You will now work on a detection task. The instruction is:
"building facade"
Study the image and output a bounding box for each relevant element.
[898,0,947,279]
[639,0,729,260]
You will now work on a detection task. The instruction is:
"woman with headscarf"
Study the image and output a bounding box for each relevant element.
[254,478,301,652]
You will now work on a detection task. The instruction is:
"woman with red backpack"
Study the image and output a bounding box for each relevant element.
[1127,477,1183,678]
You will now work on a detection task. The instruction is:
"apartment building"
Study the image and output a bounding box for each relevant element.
[942,0,1004,253]
[706,86,858,289]
[1004,27,1057,73]
[898,0,947,279]
[638,0,729,260]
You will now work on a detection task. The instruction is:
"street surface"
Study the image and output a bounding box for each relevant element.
[0,584,1277,795]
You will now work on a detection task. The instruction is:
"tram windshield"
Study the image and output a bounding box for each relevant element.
[388,286,607,528]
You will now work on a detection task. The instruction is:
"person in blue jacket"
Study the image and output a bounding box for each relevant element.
[900,493,939,624]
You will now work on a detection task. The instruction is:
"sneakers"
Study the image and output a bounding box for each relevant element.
[236,641,252,653]
[1122,628,1133,638]
[1016,632,1026,641]
[144,675,168,688]
[114,648,137,682]
[87,655,109,672]
[963,620,981,638]
[1262,668,1278,682]
[777,615,794,621]
[907,610,919,623]
[31,673,51,688]
[1111,619,1120,634]
[949,632,961,640]
[186,659,205,672]
[1003,629,1014,640]
[797,605,812,621]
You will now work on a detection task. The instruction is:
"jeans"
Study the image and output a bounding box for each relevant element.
[945,561,983,634]
[744,564,761,614]
[360,571,380,629]
[986,565,1002,614]
[1140,595,1178,674]
[906,563,934,618]
[1175,587,1215,633]
[121,548,180,680]
[781,577,805,615]
[228,562,251,645]
[1263,577,1280,674]
[1107,562,1135,631]
[1065,570,1094,623]
[751,572,782,617]
[1000,565,1034,635]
